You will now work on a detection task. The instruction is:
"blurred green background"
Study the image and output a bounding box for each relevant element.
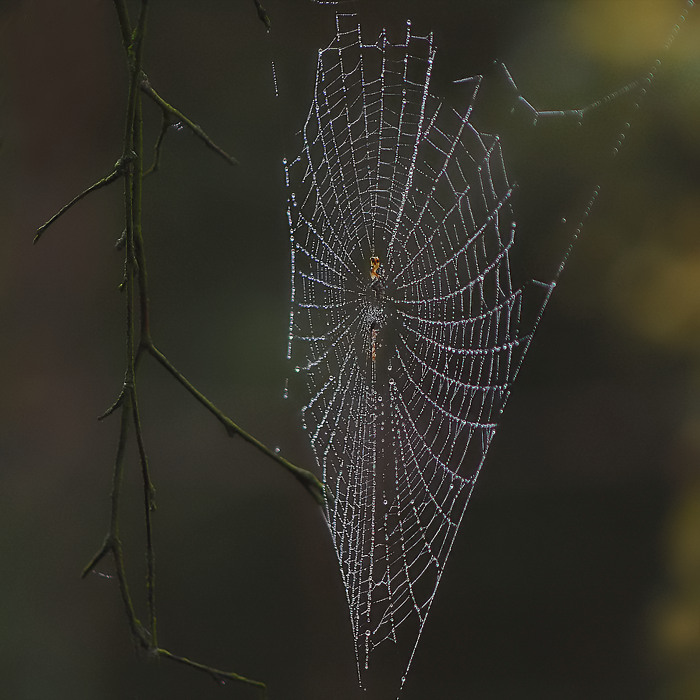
[0,1,698,698]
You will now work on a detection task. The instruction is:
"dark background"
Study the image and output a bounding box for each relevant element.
[0,1,699,699]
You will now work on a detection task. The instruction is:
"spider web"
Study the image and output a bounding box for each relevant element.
[283,7,692,694]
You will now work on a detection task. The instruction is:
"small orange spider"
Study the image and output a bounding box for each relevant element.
[369,256,385,301]
[369,256,384,362]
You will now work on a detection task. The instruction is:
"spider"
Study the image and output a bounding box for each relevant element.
[368,256,385,361]
[369,255,385,301]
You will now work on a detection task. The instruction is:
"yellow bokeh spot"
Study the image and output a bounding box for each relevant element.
[566,0,685,68]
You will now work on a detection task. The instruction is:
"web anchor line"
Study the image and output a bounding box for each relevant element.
[285,4,694,695]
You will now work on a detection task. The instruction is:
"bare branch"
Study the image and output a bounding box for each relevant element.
[34,164,125,243]
[39,0,321,692]
[144,110,170,175]
[252,0,271,32]
[146,341,326,506]
[158,648,267,697]
[141,76,239,166]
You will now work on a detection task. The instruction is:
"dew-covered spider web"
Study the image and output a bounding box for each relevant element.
[284,7,693,694]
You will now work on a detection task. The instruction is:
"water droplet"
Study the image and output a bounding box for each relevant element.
[560,217,567,224]
[91,569,113,580]
[274,446,281,454]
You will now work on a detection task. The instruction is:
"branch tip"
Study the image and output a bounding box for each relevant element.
[253,0,271,32]
[34,166,124,243]
[81,538,112,578]
[157,648,267,695]
[99,389,126,420]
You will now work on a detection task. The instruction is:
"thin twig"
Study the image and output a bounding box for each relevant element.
[82,389,149,651]
[34,165,125,243]
[117,0,156,648]
[112,0,132,51]
[144,110,170,175]
[141,76,239,166]
[252,0,271,32]
[99,351,147,421]
[131,390,157,644]
[131,78,152,350]
[145,341,326,506]
[157,648,267,697]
